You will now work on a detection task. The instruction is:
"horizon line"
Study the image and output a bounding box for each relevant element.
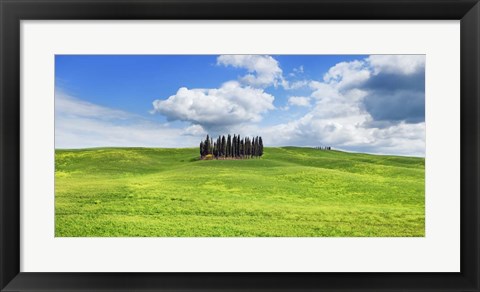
[54,146,425,158]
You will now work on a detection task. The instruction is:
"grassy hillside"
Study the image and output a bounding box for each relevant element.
[55,147,425,237]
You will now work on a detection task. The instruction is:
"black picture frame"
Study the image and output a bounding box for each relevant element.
[1,0,479,291]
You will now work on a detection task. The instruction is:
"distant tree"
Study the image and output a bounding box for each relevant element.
[259,137,264,157]
[248,137,252,158]
[232,135,237,158]
[227,135,231,157]
[249,137,253,158]
[200,141,204,157]
[202,136,208,156]
[240,139,244,157]
[221,135,226,158]
[204,135,210,155]
[251,137,254,157]
[237,135,241,157]
[210,137,213,154]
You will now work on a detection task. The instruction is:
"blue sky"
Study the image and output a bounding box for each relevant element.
[55,54,425,156]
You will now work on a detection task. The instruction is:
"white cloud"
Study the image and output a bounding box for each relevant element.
[255,116,425,157]
[323,60,371,90]
[217,55,309,90]
[181,124,207,136]
[217,55,283,87]
[253,55,426,156]
[55,92,200,149]
[289,65,304,77]
[288,96,311,107]
[147,54,425,156]
[283,79,309,90]
[309,81,367,119]
[151,81,275,129]
[294,65,304,74]
[367,55,425,75]
[56,91,132,120]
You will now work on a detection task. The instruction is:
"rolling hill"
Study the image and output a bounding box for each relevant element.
[55,147,425,237]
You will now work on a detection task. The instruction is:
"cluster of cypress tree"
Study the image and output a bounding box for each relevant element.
[314,146,332,150]
[200,134,263,159]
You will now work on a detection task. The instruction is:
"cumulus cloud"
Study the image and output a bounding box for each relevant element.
[363,87,425,124]
[181,124,207,136]
[367,55,425,75]
[254,116,425,157]
[323,60,371,90]
[151,81,275,130]
[217,55,283,87]
[310,55,426,125]
[288,96,311,107]
[254,54,426,156]
[216,55,308,90]
[147,54,425,156]
[362,57,425,124]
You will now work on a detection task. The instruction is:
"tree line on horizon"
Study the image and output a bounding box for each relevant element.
[314,146,332,150]
[200,134,263,159]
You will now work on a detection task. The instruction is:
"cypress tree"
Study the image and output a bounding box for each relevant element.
[259,137,264,157]
[234,135,237,157]
[256,136,260,157]
[237,135,241,157]
[221,135,226,158]
[210,137,213,155]
[240,139,244,157]
[200,141,204,157]
[203,135,210,156]
[232,135,237,158]
[244,137,248,158]
[227,135,231,157]
[248,138,254,157]
[252,137,255,157]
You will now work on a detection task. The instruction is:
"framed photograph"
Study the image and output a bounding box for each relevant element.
[1,0,479,291]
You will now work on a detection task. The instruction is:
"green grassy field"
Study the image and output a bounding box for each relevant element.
[55,147,425,237]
